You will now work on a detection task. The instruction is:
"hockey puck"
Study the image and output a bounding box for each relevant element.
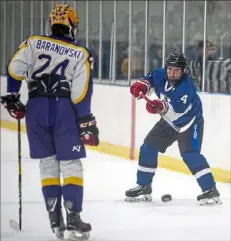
[161,194,172,202]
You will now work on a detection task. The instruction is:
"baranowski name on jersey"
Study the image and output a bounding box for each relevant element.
[36,39,82,59]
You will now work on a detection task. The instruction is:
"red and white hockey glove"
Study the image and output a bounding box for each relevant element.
[130,79,151,98]
[146,99,169,114]
[0,94,25,119]
[78,114,99,146]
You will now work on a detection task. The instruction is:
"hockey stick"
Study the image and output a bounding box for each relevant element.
[139,92,160,113]
[17,118,22,230]
[9,119,22,231]
[0,97,22,230]
[139,92,151,102]
[139,92,180,132]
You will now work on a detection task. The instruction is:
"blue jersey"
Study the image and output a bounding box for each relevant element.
[145,68,203,132]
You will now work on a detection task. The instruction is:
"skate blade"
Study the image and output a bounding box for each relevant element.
[68,230,90,240]
[125,194,152,202]
[53,227,65,240]
[199,197,222,206]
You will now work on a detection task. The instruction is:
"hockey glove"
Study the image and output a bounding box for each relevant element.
[78,114,99,146]
[0,94,25,119]
[146,99,169,114]
[130,79,151,98]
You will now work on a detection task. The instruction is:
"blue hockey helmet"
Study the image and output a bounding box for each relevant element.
[165,52,189,85]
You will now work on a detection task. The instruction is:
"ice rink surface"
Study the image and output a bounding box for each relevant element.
[1,128,230,241]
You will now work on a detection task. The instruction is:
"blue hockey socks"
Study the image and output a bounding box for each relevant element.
[182,151,216,192]
[137,143,158,185]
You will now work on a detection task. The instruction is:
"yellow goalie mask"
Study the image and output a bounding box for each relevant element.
[49,4,79,33]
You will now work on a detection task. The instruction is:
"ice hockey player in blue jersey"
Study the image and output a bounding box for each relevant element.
[125,52,221,206]
[0,4,99,240]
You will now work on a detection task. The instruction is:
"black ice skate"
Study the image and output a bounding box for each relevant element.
[46,197,66,240]
[197,186,222,206]
[64,200,92,240]
[125,185,152,202]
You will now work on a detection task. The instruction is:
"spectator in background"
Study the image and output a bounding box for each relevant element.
[88,39,99,78]
[88,37,112,80]
[148,43,162,70]
[116,31,129,80]
[189,40,218,90]
[196,40,218,61]
[120,30,145,79]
